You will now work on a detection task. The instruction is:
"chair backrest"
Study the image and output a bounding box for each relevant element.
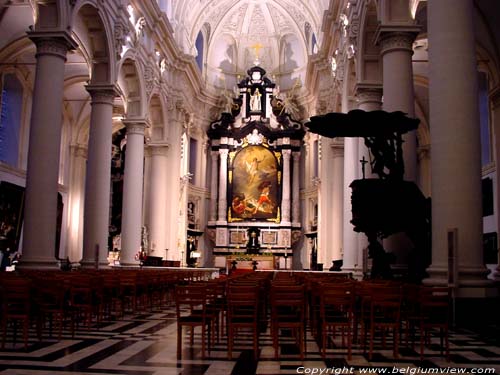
[0,276,32,315]
[419,286,450,323]
[175,284,208,318]
[227,284,259,320]
[368,284,402,322]
[319,283,355,318]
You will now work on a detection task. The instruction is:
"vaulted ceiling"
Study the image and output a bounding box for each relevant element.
[169,0,332,90]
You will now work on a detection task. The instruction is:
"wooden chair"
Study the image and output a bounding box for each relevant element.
[270,284,306,359]
[0,276,33,349]
[34,277,73,340]
[419,286,450,360]
[175,284,213,359]
[319,283,355,359]
[366,284,402,360]
[226,284,260,360]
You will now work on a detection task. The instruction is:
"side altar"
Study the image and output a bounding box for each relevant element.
[206,65,304,268]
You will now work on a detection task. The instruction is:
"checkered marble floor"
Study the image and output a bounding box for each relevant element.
[0,306,499,375]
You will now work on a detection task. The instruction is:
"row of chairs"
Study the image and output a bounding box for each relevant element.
[0,268,212,349]
[175,272,451,361]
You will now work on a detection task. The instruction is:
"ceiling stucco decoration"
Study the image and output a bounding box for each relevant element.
[169,0,331,91]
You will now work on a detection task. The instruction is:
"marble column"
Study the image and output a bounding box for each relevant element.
[20,32,77,268]
[217,148,229,224]
[82,84,117,268]
[376,28,419,181]
[426,0,489,287]
[417,145,431,197]
[292,151,301,226]
[148,143,169,259]
[331,142,344,263]
[67,145,87,264]
[282,149,292,225]
[356,84,383,265]
[491,87,500,280]
[120,119,147,265]
[209,151,219,223]
[342,137,361,277]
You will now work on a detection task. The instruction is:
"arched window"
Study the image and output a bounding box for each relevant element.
[312,33,318,54]
[0,74,23,167]
[195,31,204,72]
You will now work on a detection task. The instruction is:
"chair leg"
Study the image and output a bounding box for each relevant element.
[420,324,425,361]
[23,319,29,350]
[369,325,374,360]
[273,326,279,359]
[177,325,182,360]
[228,326,233,360]
[201,326,206,359]
[394,328,399,359]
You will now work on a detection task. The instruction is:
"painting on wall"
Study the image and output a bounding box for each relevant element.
[0,181,24,253]
[229,145,281,221]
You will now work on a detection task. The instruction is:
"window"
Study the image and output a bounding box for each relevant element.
[195,31,204,72]
[189,137,197,185]
[0,74,23,167]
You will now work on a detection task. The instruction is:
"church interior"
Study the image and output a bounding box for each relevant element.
[0,0,500,373]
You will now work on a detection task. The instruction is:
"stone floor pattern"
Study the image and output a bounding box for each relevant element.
[0,306,499,375]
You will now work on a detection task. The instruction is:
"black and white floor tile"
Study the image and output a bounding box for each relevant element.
[0,307,499,375]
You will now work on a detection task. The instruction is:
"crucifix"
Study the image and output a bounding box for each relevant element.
[251,42,264,64]
[360,156,368,179]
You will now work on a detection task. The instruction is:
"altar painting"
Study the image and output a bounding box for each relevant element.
[230,145,280,220]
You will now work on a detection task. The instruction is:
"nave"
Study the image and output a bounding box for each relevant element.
[0,270,499,375]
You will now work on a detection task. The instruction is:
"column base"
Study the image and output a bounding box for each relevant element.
[341,266,364,280]
[17,258,60,270]
[424,263,492,286]
[80,260,113,269]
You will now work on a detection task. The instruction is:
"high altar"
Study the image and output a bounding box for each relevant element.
[207,65,304,269]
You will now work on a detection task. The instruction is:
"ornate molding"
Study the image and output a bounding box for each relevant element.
[122,119,148,135]
[331,142,344,158]
[375,26,420,55]
[490,86,500,108]
[355,84,383,107]
[70,144,88,159]
[149,143,169,156]
[85,84,118,105]
[417,144,430,161]
[28,31,78,60]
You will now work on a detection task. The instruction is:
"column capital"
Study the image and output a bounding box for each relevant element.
[292,151,301,160]
[282,149,292,157]
[331,142,344,158]
[85,84,118,105]
[122,118,148,135]
[490,86,500,109]
[219,148,229,157]
[70,144,88,159]
[211,150,220,158]
[148,143,169,156]
[28,30,78,60]
[355,83,383,106]
[375,25,420,55]
[417,144,430,161]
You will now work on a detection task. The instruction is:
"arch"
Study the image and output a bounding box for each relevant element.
[117,57,146,118]
[33,0,60,29]
[356,0,381,83]
[279,33,307,91]
[0,73,24,167]
[148,94,167,142]
[72,1,114,84]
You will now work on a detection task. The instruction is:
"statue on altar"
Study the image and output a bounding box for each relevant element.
[249,88,262,111]
[246,227,261,254]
